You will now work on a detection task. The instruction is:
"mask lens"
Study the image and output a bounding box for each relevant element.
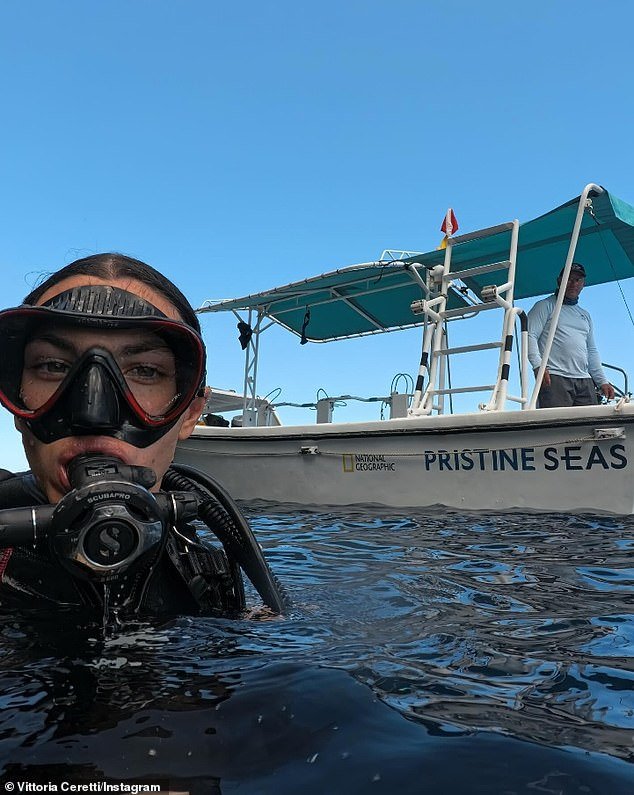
[21,328,183,417]
[0,309,204,424]
[107,330,180,417]
[21,333,72,410]
[119,326,203,418]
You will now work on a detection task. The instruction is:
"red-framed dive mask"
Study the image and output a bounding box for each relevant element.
[0,285,206,447]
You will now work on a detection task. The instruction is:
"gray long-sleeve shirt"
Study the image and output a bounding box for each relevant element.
[527,295,607,385]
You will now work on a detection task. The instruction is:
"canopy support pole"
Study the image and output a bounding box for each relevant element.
[237,309,263,426]
[527,183,604,410]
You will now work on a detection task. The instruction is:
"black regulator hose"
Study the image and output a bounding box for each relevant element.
[0,504,55,546]
[163,463,288,614]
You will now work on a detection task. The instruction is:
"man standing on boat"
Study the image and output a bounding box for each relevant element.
[527,263,615,408]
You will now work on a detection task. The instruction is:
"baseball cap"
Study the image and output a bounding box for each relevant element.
[557,262,586,282]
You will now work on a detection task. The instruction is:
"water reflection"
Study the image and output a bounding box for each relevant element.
[0,506,632,793]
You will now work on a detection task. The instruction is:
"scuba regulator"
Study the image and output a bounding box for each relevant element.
[0,454,286,614]
[52,454,200,582]
[0,454,198,582]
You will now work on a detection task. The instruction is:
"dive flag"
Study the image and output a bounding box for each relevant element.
[440,208,459,236]
[438,208,459,249]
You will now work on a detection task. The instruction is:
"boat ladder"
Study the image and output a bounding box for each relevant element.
[410,219,529,416]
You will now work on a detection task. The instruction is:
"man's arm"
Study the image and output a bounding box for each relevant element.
[527,299,551,387]
[586,314,615,400]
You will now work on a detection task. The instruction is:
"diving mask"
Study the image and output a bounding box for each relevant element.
[0,284,206,447]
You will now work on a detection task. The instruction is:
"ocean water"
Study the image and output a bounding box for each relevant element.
[0,506,633,794]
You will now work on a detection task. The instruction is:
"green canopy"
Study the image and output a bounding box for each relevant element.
[198,187,634,342]
[405,188,634,300]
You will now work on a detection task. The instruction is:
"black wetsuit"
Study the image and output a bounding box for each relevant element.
[0,470,245,616]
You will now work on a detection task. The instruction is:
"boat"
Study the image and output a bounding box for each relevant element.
[175,183,634,513]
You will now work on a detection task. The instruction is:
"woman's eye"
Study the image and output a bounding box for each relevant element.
[34,360,70,378]
[128,364,162,380]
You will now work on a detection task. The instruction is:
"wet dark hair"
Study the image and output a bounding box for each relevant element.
[22,253,202,334]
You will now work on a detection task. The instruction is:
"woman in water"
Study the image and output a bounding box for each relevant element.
[0,253,284,617]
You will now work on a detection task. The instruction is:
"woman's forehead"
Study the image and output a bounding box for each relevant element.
[27,323,173,352]
[35,276,183,321]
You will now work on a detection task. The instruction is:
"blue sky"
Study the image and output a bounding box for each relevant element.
[1,0,634,471]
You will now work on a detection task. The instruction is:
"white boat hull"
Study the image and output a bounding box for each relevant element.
[175,404,634,514]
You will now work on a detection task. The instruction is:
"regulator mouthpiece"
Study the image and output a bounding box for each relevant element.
[67,454,157,491]
[50,454,166,583]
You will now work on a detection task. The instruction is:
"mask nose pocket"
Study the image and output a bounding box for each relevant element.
[70,361,121,432]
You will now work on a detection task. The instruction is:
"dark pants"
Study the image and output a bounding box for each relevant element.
[537,374,599,408]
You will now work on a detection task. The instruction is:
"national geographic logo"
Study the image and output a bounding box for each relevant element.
[342,454,396,473]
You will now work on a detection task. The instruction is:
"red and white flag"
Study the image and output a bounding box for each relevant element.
[440,208,459,236]
[438,208,459,249]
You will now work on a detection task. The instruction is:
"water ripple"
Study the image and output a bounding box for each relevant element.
[0,506,632,792]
